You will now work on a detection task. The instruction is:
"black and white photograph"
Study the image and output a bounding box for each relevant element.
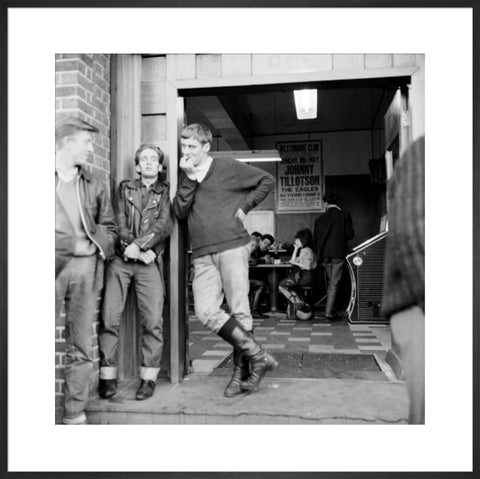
[4,4,477,476]
[54,52,425,427]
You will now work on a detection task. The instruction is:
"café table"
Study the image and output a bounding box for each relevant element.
[249,262,291,312]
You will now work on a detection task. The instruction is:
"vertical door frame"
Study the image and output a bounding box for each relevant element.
[166,55,188,383]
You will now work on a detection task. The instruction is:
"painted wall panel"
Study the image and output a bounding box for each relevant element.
[197,54,222,78]
[175,54,196,79]
[142,56,167,81]
[222,54,252,77]
[141,81,167,114]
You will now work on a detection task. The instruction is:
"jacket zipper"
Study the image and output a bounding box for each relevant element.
[76,175,105,259]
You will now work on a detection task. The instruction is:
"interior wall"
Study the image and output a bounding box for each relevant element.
[247,130,378,249]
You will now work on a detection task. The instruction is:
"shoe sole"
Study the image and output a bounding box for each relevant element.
[240,356,279,392]
[224,389,251,398]
[99,391,117,399]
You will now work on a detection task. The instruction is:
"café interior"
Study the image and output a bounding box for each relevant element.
[182,77,409,373]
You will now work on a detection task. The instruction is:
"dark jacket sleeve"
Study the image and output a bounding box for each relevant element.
[345,212,355,240]
[172,174,199,219]
[94,181,118,260]
[232,161,276,214]
[115,181,135,246]
[136,185,173,251]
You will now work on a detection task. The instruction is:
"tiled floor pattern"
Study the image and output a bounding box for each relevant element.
[188,311,391,374]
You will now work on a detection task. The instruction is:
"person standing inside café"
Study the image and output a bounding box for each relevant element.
[173,123,278,397]
[313,193,354,321]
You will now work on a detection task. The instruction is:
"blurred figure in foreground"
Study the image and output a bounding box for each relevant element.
[381,136,425,424]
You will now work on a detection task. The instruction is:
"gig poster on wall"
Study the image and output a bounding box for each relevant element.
[276,140,324,213]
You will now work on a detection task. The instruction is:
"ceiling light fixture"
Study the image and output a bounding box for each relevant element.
[210,150,282,163]
[294,89,318,120]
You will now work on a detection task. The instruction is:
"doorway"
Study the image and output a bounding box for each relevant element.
[178,77,410,377]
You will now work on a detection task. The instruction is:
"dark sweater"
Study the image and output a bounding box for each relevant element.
[173,157,275,258]
[313,206,354,259]
[381,136,425,318]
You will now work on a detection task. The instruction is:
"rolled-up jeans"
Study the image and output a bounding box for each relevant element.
[192,244,252,333]
[323,257,345,317]
[99,256,164,381]
[55,255,98,423]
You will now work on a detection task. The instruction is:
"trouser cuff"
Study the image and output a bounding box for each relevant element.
[140,367,160,381]
[63,412,87,425]
[100,367,117,380]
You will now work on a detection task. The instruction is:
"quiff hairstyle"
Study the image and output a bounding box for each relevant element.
[134,143,164,166]
[181,123,213,146]
[55,116,99,147]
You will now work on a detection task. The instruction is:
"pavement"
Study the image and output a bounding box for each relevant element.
[86,373,408,425]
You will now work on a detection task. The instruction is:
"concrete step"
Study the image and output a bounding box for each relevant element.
[86,375,408,425]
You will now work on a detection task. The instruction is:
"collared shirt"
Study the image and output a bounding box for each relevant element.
[195,156,213,183]
[326,204,341,211]
[138,177,162,209]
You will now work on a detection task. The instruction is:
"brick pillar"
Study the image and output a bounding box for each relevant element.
[55,54,112,424]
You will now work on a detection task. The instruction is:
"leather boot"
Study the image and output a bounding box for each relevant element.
[223,348,250,397]
[218,318,278,392]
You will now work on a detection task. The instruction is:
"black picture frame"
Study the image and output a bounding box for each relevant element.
[1,1,479,477]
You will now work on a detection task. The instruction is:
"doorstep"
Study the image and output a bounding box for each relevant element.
[86,374,408,425]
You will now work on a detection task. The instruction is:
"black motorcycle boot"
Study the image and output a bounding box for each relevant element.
[218,318,278,392]
[223,348,250,397]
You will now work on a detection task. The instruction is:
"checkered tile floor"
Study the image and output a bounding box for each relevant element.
[188,311,391,374]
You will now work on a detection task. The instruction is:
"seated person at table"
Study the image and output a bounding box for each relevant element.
[250,231,262,249]
[249,233,274,319]
[249,233,274,265]
[279,228,317,308]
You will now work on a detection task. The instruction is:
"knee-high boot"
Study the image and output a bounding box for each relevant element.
[223,348,250,397]
[218,318,278,392]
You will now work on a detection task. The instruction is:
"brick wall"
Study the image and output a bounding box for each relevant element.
[55,54,111,424]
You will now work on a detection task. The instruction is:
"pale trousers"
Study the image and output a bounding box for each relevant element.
[192,244,253,333]
[390,305,425,424]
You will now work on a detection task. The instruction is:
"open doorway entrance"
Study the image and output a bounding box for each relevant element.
[178,76,410,377]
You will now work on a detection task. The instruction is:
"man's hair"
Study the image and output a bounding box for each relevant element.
[251,231,262,239]
[55,116,98,145]
[323,192,339,205]
[181,123,213,146]
[261,234,275,244]
[295,228,313,249]
[134,143,164,166]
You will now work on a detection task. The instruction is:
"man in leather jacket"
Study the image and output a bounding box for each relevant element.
[55,117,117,425]
[99,144,173,401]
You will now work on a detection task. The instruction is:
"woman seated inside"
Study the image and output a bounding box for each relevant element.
[279,228,317,310]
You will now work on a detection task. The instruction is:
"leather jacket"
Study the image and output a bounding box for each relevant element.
[55,167,117,261]
[115,177,173,261]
